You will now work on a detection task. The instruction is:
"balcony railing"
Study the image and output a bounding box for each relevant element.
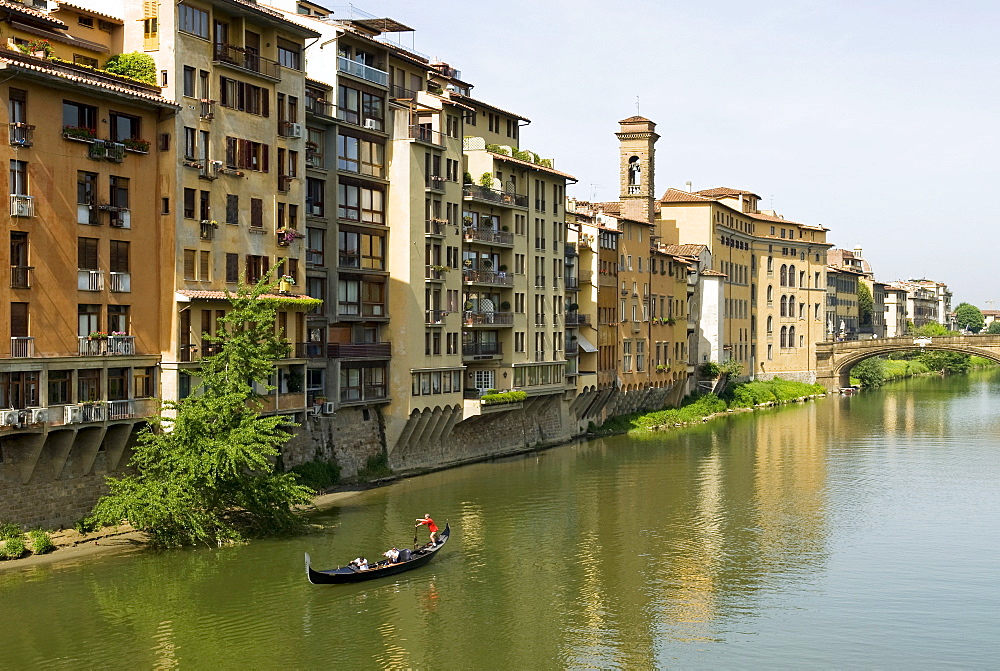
[464,311,514,326]
[179,343,223,362]
[565,342,579,356]
[598,273,618,287]
[10,336,33,358]
[9,122,33,147]
[464,227,514,246]
[10,265,31,289]
[88,139,125,162]
[109,271,131,293]
[425,218,448,236]
[10,194,33,217]
[213,43,281,80]
[78,335,135,356]
[327,342,391,358]
[200,99,215,120]
[390,84,418,100]
[337,56,388,86]
[564,277,579,290]
[565,243,578,256]
[565,312,591,326]
[295,342,326,359]
[107,398,159,421]
[425,265,449,281]
[409,125,444,146]
[78,269,104,291]
[107,207,130,228]
[425,309,449,324]
[463,342,502,356]
[462,184,528,208]
[426,175,446,191]
[306,97,336,118]
[340,384,388,404]
[463,269,513,285]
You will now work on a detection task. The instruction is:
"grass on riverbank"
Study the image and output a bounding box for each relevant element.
[593,378,825,437]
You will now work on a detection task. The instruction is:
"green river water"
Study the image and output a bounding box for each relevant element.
[1,370,999,669]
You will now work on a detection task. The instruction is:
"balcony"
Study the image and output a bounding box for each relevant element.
[258,392,307,414]
[463,269,513,286]
[425,265,449,281]
[278,174,294,192]
[107,398,159,421]
[106,207,130,229]
[565,243,578,257]
[580,270,594,285]
[294,342,325,358]
[425,218,448,236]
[464,227,514,246]
[463,342,502,358]
[10,194,33,217]
[464,311,514,326]
[390,84,418,100]
[426,175,446,192]
[337,56,388,86]
[9,122,33,147]
[327,342,391,359]
[340,384,388,405]
[109,271,131,293]
[462,184,528,208]
[409,125,444,146]
[565,312,591,326]
[425,309,449,325]
[179,343,223,362]
[10,265,31,289]
[89,139,125,162]
[78,269,104,291]
[565,277,579,290]
[10,336,33,358]
[598,273,618,288]
[78,335,135,356]
[565,341,579,356]
[213,43,281,81]
[200,220,217,240]
[306,97,336,119]
[305,151,323,169]
[200,99,216,120]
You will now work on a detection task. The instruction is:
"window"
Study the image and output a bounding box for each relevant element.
[183,188,196,218]
[78,304,100,337]
[226,194,239,224]
[109,175,129,210]
[78,237,98,270]
[63,101,97,131]
[78,369,100,403]
[183,249,197,280]
[110,240,129,274]
[49,370,72,405]
[9,160,28,196]
[77,171,97,207]
[251,198,263,228]
[246,254,269,283]
[337,85,384,129]
[108,305,129,334]
[74,54,99,68]
[8,88,26,126]
[277,38,301,70]
[178,4,209,38]
[219,77,269,116]
[225,137,269,171]
[184,127,196,160]
[337,133,384,176]
[226,253,239,282]
[183,66,196,96]
[307,178,325,216]
[134,367,154,398]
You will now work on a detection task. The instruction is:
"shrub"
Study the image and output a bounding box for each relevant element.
[28,530,54,555]
[0,535,26,560]
[290,459,341,493]
[699,361,722,378]
[852,358,887,388]
[103,52,158,85]
[0,522,23,540]
[74,517,99,535]
[357,452,392,480]
[480,390,528,406]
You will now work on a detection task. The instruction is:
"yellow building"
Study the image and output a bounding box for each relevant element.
[0,2,177,526]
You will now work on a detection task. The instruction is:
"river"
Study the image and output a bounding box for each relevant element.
[2,370,999,669]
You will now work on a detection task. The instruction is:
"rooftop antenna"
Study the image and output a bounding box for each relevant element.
[590,184,604,201]
[635,96,640,115]
[987,299,995,310]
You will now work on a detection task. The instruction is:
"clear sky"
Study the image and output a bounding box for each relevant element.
[349,0,999,308]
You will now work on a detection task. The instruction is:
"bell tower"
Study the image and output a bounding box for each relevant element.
[616,116,659,223]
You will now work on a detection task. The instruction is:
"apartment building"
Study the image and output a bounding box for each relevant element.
[659,186,831,381]
[828,247,885,339]
[907,278,952,328]
[90,0,321,417]
[0,1,177,524]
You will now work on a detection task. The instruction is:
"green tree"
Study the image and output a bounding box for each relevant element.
[852,357,887,387]
[104,52,158,85]
[917,350,971,374]
[954,302,985,333]
[986,321,1000,334]
[90,277,313,548]
[912,321,951,337]
[857,281,874,326]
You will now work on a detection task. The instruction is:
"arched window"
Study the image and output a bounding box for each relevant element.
[767,315,773,334]
[780,295,787,317]
[789,295,796,317]
[780,264,787,286]
[767,256,773,273]
[767,285,773,303]
[788,265,796,287]
[789,325,796,346]
[780,325,788,348]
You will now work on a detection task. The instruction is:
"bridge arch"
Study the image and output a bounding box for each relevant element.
[815,336,1000,389]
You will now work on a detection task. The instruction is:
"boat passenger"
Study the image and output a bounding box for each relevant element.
[358,557,369,570]
[383,547,400,563]
[416,514,440,544]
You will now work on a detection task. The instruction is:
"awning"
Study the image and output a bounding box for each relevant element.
[576,332,597,353]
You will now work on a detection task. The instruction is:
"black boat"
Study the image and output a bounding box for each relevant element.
[305,523,451,584]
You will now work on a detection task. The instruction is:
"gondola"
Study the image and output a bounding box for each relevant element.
[305,523,450,584]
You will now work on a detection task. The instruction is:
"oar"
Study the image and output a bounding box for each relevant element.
[413,524,418,550]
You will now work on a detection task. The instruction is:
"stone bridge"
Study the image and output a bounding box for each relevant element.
[814,334,1000,389]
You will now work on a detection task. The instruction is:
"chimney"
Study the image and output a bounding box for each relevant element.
[854,245,863,259]
[685,180,692,192]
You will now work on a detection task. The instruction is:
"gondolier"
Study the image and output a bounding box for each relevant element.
[416,514,440,544]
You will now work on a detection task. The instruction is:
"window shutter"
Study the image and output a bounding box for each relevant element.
[263,90,269,118]
[226,136,236,167]
[184,250,196,279]
[110,240,129,273]
[10,303,29,337]
[263,255,270,275]
[245,254,253,282]
[251,198,262,227]
[226,253,238,282]
[262,144,269,173]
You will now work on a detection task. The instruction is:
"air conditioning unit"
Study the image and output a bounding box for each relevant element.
[363,119,378,130]
[0,410,19,426]
[308,405,320,416]
[322,402,336,415]
[64,404,82,424]
[287,122,303,138]
[29,408,47,424]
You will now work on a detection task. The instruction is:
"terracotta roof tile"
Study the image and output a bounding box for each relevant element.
[694,186,761,198]
[53,1,123,23]
[659,188,716,204]
[661,243,707,257]
[619,115,654,124]
[701,269,728,277]
[452,92,529,122]
[488,151,576,181]
[0,0,66,27]
[0,51,176,106]
[176,290,320,302]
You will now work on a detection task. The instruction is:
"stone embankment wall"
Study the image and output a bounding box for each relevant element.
[281,406,383,478]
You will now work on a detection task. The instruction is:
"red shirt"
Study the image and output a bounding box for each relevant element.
[418,517,439,533]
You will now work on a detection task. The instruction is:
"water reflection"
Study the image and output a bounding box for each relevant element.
[1,370,998,668]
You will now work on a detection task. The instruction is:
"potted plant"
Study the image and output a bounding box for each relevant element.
[278,274,295,292]
[122,137,151,153]
[19,39,54,58]
[464,300,474,311]
[481,258,493,270]
[88,331,109,340]
[479,172,494,188]
[567,302,579,311]
[498,264,507,272]
[501,225,509,231]
[62,125,96,141]
[313,396,327,405]
[463,259,473,268]
[500,300,511,311]
[463,215,474,226]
